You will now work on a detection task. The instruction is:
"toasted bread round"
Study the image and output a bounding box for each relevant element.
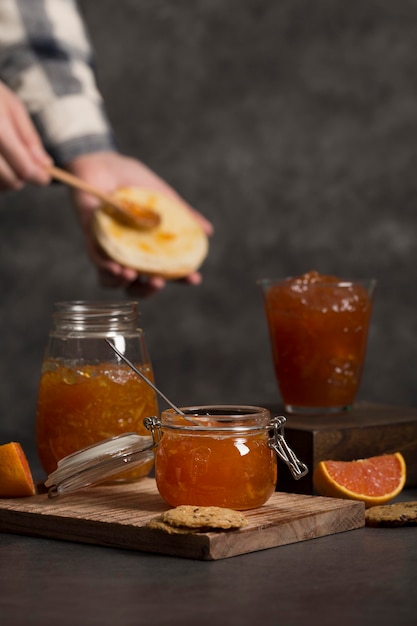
[93,187,209,279]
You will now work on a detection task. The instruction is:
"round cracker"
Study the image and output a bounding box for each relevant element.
[93,187,209,279]
[160,505,248,530]
[365,501,417,527]
[146,515,198,534]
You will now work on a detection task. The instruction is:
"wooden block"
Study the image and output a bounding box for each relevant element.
[267,402,417,494]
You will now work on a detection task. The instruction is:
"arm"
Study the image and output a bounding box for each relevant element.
[0,0,212,293]
[0,0,115,165]
[0,80,51,189]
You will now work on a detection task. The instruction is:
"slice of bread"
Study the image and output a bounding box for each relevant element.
[93,186,209,279]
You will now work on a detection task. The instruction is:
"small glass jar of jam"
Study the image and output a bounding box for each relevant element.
[144,405,308,510]
[35,301,158,480]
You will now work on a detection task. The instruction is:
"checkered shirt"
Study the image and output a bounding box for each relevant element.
[0,0,116,166]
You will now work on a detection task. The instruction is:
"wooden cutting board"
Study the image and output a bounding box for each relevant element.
[0,478,364,561]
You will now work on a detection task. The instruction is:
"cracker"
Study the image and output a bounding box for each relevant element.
[365,501,417,527]
[160,505,248,530]
[146,515,198,535]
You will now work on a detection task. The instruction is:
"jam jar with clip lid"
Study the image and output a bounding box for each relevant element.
[35,301,158,480]
[145,405,308,510]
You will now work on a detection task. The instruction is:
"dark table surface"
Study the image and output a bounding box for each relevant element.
[1,487,416,626]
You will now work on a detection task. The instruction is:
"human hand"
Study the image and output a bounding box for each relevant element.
[66,151,213,296]
[0,82,51,190]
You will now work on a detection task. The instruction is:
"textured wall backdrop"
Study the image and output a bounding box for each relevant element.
[1,0,417,475]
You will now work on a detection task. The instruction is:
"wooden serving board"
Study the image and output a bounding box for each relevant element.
[0,478,364,561]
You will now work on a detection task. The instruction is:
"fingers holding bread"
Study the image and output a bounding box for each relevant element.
[93,186,209,280]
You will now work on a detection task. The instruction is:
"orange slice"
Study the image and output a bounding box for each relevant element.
[313,453,406,508]
[0,442,36,497]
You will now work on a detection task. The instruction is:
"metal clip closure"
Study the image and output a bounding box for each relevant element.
[268,416,309,480]
[144,415,163,445]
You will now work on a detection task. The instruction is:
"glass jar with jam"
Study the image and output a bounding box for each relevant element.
[144,405,308,510]
[44,405,307,503]
[259,271,376,414]
[35,301,158,480]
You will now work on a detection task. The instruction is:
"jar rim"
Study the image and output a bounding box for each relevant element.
[257,277,377,290]
[159,404,271,432]
[53,300,139,314]
[51,300,141,333]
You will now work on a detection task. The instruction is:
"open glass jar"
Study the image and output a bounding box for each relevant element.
[35,301,158,481]
[44,405,307,505]
[145,405,308,510]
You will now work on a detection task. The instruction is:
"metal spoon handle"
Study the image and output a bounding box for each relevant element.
[105,339,185,415]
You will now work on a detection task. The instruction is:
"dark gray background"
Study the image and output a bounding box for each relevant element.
[1,0,417,475]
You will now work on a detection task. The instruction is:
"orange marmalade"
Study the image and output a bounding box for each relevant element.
[36,360,158,477]
[260,271,376,412]
[147,406,278,510]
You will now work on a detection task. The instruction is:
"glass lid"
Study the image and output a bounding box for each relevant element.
[45,433,154,497]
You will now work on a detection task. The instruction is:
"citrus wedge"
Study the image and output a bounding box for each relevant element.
[0,442,36,497]
[313,452,406,508]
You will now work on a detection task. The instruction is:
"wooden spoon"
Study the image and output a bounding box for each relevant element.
[48,165,161,230]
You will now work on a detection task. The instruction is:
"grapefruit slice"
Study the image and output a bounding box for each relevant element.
[313,453,406,508]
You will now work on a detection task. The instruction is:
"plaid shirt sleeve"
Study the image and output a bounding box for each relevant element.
[0,0,116,166]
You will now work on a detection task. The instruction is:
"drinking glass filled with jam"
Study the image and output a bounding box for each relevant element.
[259,271,376,414]
[36,301,158,479]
